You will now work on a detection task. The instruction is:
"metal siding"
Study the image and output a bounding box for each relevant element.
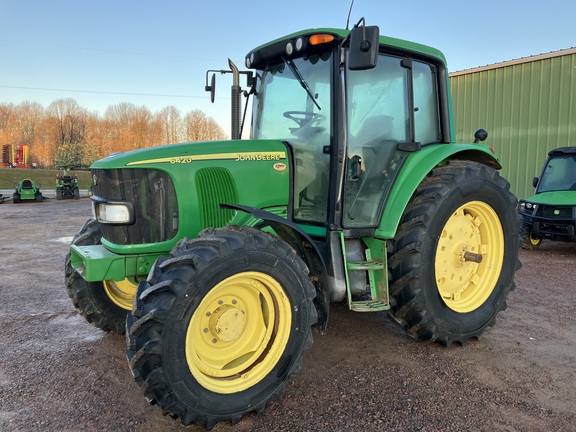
[450,52,576,199]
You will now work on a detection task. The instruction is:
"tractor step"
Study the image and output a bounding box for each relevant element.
[346,261,385,271]
[346,260,390,312]
[349,299,388,312]
[339,233,391,313]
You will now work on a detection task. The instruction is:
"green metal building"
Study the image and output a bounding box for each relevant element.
[450,47,576,199]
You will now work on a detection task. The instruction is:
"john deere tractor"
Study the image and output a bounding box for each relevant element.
[56,170,80,200]
[66,20,521,428]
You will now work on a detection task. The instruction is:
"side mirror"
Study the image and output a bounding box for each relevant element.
[348,25,379,71]
[473,128,488,143]
[532,177,539,188]
[205,73,216,103]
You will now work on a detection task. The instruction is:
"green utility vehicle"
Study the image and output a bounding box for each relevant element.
[66,20,521,428]
[518,146,576,249]
[13,178,42,203]
[56,170,80,200]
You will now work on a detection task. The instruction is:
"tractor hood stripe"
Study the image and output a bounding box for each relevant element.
[125,151,286,166]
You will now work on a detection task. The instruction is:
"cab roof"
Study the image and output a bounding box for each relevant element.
[247,27,448,66]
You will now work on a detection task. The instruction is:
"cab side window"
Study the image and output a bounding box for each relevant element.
[413,61,441,144]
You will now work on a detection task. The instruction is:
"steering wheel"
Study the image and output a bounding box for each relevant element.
[283,111,324,128]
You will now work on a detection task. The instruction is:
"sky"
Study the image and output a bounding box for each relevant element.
[1,0,575,137]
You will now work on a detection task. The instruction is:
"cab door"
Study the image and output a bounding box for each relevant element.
[342,54,441,228]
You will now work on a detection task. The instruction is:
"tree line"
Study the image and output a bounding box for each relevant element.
[0,98,227,168]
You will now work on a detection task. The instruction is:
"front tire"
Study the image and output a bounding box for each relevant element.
[65,218,137,334]
[522,227,542,250]
[127,226,316,428]
[388,161,521,346]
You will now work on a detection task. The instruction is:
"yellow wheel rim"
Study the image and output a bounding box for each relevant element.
[103,278,138,310]
[435,201,504,313]
[186,271,292,394]
[529,231,541,246]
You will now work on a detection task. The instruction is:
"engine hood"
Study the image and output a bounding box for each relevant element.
[91,139,288,169]
[525,190,576,206]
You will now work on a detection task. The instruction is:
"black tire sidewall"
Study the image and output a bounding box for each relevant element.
[66,218,127,333]
[159,247,312,416]
[418,170,518,336]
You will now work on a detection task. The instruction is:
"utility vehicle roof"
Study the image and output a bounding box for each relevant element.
[548,146,576,156]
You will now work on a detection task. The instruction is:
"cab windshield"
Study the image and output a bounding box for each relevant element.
[251,52,333,224]
[537,153,576,193]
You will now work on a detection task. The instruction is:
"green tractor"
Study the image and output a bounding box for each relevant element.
[66,20,521,428]
[518,146,576,249]
[13,178,43,203]
[56,170,80,200]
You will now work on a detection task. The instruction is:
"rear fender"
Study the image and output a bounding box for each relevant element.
[376,144,501,239]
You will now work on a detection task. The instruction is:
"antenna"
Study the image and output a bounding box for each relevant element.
[346,0,355,29]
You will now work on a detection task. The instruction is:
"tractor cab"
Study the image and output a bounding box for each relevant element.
[243,25,448,234]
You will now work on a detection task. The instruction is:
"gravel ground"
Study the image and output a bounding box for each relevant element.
[0,198,575,431]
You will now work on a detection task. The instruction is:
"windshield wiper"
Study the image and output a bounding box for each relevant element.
[284,58,321,111]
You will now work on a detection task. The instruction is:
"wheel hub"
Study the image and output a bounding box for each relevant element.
[186,272,292,393]
[209,303,246,342]
[435,201,504,313]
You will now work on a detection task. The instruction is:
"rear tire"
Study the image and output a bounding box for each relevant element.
[65,218,136,334]
[56,189,63,200]
[127,226,316,428]
[388,161,521,346]
[74,189,80,199]
[12,193,20,204]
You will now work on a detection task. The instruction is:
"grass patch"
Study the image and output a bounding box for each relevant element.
[0,168,92,190]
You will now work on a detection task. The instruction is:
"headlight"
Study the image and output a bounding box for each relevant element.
[92,200,134,224]
[518,201,536,214]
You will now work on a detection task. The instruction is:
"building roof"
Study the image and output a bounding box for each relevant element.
[450,47,576,77]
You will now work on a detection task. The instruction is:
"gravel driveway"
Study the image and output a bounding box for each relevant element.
[1,198,574,431]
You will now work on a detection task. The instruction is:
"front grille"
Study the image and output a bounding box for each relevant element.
[536,205,574,219]
[92,168,178,245]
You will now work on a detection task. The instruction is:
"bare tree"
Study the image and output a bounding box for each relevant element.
[46,98,87,145]
[0,98,224,167]
[0,103,15,139]
[184,109,227,142]
[104,102,137,154]
[157,106,182,144]
[103,103,164,153]
[15,102,44,142]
